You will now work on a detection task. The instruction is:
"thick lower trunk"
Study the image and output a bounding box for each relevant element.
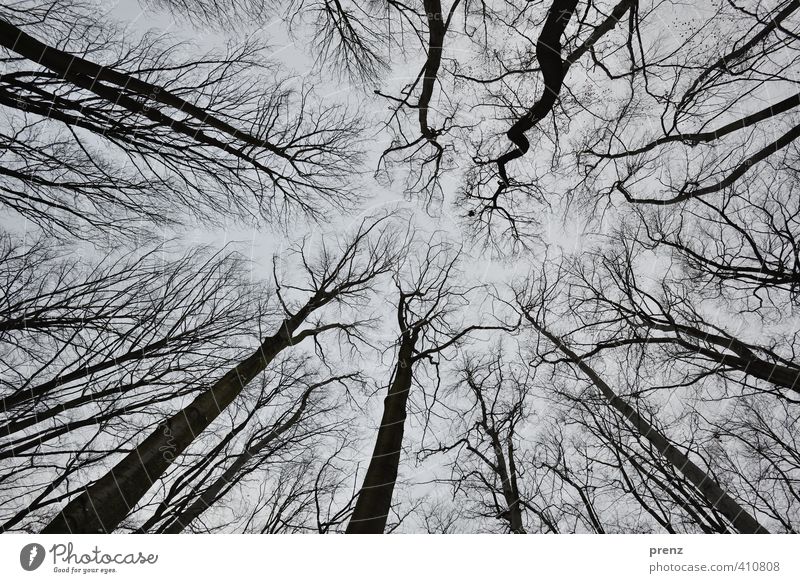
[505,441,526,533]
[533,322,770,534]
[346,337,416,534]
[601,388,767,533]
[41,335,288,533]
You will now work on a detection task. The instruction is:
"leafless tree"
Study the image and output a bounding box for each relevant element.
[0,1,364,240]
[558,233,800,402]
[516,283,769,533]
[420,347,533,533]
[164,378,353,533]
[346,240,512,533]
[1,0,798,536]
[41,216,399,533]
[0,233,261,532]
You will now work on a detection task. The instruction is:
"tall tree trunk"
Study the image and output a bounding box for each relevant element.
[42,323,301,533]
[346,332,417,533]
[530,320,770,534]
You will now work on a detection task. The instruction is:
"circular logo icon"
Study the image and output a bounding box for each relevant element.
[20,543,46,571]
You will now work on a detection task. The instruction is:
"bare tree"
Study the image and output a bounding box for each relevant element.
[2,0,798,536]
[558,233,800,401]
[527,321,768,532]
[514,264,772,533]
[41,217,399,533]
[0,1,364,239]
[420,347,532,533]
[581,0,799,210]
[0,233,268,531]
[346,240,512,533]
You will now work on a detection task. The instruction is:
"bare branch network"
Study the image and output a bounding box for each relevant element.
[0,0,798,534]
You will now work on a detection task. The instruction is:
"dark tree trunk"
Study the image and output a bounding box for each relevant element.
[346,332,417,533]
[496,0,579,185]
[0,20,286,158]
[494,447,526,533]
[41,331,292,533]
[418,0,446,139]
[671,325,800,394]
[501,440,526,534]
[483,425,526,533]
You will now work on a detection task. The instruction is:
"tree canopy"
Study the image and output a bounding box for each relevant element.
[1,0,798,534]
